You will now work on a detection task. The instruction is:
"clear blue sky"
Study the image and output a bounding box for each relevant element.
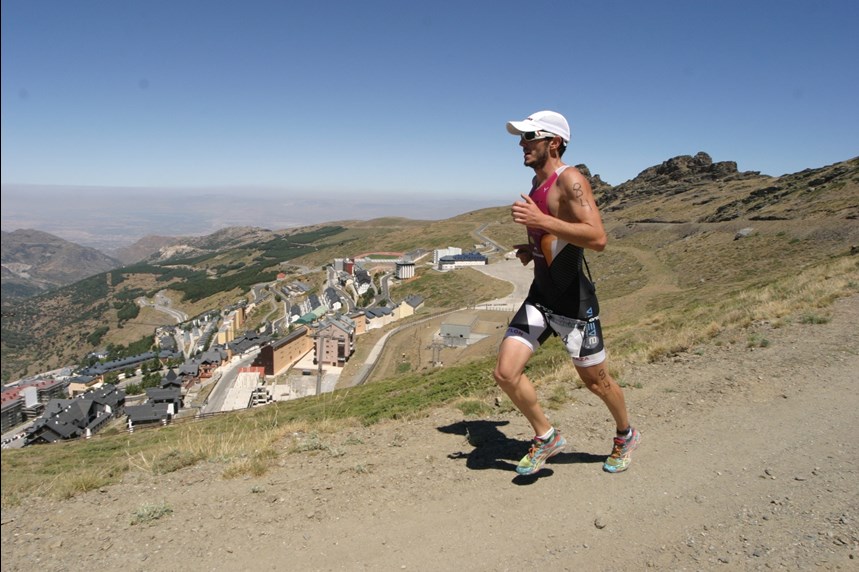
[2,0,857,203]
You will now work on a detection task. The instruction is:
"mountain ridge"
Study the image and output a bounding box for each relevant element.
[1,153,856,381]
[4,153,854,300]
[599,152,858,222]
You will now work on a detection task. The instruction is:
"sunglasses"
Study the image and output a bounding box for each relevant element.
[520,131,557,141]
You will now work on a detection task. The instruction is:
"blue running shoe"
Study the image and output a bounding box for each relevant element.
[516,428,566,475]
[603,427,640,473]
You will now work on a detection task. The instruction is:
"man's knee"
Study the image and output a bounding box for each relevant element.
[495,339,531,389]
[493,364,516,388]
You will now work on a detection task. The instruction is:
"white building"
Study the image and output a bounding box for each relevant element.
[395,259,415,279]
[437,251,488,271]
[433,247,462,264]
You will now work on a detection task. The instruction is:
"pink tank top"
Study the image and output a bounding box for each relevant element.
[527,166,569,265]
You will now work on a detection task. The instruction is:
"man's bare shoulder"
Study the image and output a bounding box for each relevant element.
[557,165,593,194]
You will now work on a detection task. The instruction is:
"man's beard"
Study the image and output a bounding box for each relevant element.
[525,148,549,169]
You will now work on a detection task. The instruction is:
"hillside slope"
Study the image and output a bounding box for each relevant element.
[2,155,855,383]
[1,228,122,299]
[2,153,857,570]
[599,153,858,222]
[2,293,856,571]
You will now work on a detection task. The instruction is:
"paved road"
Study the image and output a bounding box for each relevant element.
[137,290,189,323]
[471,257,532,308]
[346,258,533,387]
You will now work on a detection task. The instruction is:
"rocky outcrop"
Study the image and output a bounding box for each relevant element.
[597,151,767,212]
[615,152,760,194]
[702,157,859,222]
[575,164,613,196]
[634,152,744,185]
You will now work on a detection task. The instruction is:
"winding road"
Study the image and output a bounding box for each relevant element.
[136,290,189,323]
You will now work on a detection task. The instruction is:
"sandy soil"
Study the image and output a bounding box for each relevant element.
[2,292,857,571]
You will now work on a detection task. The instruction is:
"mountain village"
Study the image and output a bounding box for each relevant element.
[0,246,493,448]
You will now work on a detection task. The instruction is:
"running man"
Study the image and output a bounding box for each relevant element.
[494,110,640,475]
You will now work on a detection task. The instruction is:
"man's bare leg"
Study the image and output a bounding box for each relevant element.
[576,362,630,432]
[493,338,552,436]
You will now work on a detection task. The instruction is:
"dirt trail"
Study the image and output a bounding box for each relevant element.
[2,295,857,571]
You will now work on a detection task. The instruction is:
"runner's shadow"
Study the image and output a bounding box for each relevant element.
[437,420,604,481]
[438,420,525,471]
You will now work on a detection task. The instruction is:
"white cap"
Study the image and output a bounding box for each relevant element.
[506,110,570,143]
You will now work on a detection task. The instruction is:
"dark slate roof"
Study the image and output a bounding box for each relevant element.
[42,399,76,416]
[79,351,158,376]
[161,377,183,388]
[364,306,393,319]
[355,269,371,283]
[32,417,82,441]
[82,384,125,408]
[441,251,488,262]
[404,294,424,308]
[324,287,340,304]
[126,402,171,424]
[229,333,271,355]
[159,349,181,360]
[199,348,227,365]
[179,362,200,376]
[59,399,95,423]
[453,252,487,262]
[146,387,181,402]
[88,410,112,430]
[25,389,120,443]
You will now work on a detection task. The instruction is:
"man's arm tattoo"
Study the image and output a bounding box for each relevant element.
[572,182,592,209]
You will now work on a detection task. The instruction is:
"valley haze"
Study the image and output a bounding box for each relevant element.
[0,185,499,253]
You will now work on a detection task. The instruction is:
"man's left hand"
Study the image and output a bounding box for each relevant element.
[512,194,544,228]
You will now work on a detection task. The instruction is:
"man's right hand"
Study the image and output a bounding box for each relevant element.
[514,244,532,266]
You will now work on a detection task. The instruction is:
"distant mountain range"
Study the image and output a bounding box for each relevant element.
[1,229,122,299]
[3,153,856,304]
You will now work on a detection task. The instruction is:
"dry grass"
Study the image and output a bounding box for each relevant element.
[609,256,858,366]
[3,255,854,505]
[509,254,858,399]
[130,501,173,525]
[0,407,357,505]
[3,198,857,504]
